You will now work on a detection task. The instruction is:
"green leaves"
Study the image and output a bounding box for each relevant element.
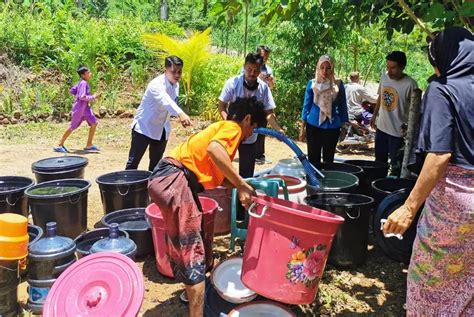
[459,2,474,17]
[142,28,213,112]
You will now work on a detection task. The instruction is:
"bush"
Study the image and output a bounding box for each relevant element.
[0,4,184,114]
[193,53,242,120]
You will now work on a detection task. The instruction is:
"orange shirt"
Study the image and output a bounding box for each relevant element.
[169,121,242,189]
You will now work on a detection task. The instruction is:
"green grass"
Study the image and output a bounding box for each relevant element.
[0,118,132,151]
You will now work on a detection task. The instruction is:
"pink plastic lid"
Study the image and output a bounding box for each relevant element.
[43,252,144,317]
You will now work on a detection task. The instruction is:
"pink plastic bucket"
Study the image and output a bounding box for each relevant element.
[241,195,344,304]
[145,196,218,278]
[199,187,232,235]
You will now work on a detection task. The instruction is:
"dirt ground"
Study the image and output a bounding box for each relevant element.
[1,118,407,316]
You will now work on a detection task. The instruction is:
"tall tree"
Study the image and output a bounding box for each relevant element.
[160,0,168,20]
[210,0,257,56]
[259,0,472,39]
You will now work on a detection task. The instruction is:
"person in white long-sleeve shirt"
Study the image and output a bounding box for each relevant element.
[126,56,192,171]
[345,71,378,122]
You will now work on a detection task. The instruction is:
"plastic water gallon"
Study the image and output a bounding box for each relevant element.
[27,222,76,314]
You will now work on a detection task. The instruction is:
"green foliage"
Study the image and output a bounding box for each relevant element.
[143,28,212,112]
[0,0,467,131]
[193,53,242,120]
[0,3,184,113]
[272,79,305,139]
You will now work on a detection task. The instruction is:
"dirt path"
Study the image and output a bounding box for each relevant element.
[1,118,406,316]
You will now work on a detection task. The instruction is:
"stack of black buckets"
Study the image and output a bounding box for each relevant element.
[0,154,154,315]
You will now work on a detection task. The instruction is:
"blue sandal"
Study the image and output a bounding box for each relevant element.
[84,145,100,152]
[53,145,69,153]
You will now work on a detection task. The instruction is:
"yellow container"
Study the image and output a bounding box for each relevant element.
[0,213,28,260]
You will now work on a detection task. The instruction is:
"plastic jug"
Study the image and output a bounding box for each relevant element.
[27,222,76,314]
[90,223,137,259]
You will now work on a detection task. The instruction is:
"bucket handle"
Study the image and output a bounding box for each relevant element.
[0,196,20,206]
[247,202,268,219]
[69,194,81,204]
[345,208,360,220]
[117,185,130,196]
[217,206,224,213]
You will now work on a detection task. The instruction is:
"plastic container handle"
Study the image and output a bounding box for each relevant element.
[380,219,403,240]
[247,202,268,218]
[1,196,20,206]
[345,208,360,220]
[68,193,81,204]
[117,185,130,196]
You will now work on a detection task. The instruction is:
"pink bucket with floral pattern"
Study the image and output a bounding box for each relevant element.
[241,195,344,304]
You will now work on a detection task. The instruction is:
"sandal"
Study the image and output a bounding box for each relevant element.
[53,145,69,153]
[84,145,100,152]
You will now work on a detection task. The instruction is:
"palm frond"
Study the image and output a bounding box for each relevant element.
[142,29,212,112]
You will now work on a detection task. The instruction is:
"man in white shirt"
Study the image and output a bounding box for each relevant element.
[345,71,378,122]
[370,51,418,176]
[125,56,192,171]
[218,52,284,178]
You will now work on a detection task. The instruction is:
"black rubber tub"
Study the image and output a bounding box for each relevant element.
[0,176,35,217]
[25,179,91,239]
[305,193,374,267]
[343,160,389,196]
[0,260,20,316]
[31,156,88,183]
[374,189,422,264]
[313,162,364,177]
[306,171,359,195]
[74,227,129,258]
[371,177,416,208]
[101,207,153,257]
[28,224,44,246]
[21,224,45,278]
[96,170,151,214]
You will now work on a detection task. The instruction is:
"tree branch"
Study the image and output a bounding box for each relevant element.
[397,0,434,39]
[450,0,472,29]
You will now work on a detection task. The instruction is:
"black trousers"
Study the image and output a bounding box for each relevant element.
[255,118,268,159]
[125,128,168,171]
[374,129,404,177]
[238,142,257,178]
[306,124,341,165]
[255,134,266,159]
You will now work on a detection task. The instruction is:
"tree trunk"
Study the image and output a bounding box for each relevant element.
[243,0,249,57]
[160,0,168,20]
[401,88,422,178]
[202,0,208,16]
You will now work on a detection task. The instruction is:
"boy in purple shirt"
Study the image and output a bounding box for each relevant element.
[54,66,100,153]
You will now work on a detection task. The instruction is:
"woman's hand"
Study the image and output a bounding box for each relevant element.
[383,204,416,236]
[298,127,306,142]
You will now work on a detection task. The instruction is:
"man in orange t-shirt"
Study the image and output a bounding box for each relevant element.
[148,97,266,317]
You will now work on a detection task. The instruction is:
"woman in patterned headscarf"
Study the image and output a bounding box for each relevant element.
[299,55,348,165]
[383,27,473,316]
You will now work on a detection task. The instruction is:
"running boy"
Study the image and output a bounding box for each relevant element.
[54,66,100,153]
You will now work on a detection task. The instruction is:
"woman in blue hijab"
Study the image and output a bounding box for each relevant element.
[383,27,473,316]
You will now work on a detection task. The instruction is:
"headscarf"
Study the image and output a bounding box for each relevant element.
[428,27,473,78]
[311,55,339,125]
[416,26,474,169]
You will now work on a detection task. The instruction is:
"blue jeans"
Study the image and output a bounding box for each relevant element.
[375,129,404,176]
